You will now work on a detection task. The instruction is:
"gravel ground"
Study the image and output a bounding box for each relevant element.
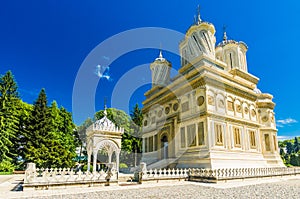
[16,178,300,199]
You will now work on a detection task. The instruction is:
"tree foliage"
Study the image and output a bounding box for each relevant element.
[0,71,81,170]
[25,90,77,168]
[279,137,300,166]
[0,71,20,165]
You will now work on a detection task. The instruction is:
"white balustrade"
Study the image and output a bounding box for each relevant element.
[24,163,117,185]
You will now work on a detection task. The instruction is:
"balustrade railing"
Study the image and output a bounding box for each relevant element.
[139,162,300,182]
[141,168,189,180]
[24,163,117,185]
[188,167,300,181]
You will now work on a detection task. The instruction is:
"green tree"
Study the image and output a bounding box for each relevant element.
[12,101,32,169]
[25,88,52,167]
[25,92,78,168]
[129,104,143,167]
[294,137,300,153]
[290,153,300,166]
[0,71,20,169]
[76,117,93,162]
[286,142,294,155]
[58,106,77,167]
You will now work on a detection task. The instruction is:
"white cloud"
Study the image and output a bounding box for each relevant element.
[276,118,298,128]
[277,135,295,141]
[95,64,111,80]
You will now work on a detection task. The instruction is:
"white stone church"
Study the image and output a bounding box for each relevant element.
[141,11,284,169]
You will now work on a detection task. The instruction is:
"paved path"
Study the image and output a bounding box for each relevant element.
[0,174,23,193]
[1,175,300,199]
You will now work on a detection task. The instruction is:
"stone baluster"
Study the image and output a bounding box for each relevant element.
[168,168,171,177]
[171,168,175,177]
[149,169,153,178]
[153,169,158,178]
[179,169,184,176]
[158,169,162,177]
[163,168,167,176]
[183,168,187,177]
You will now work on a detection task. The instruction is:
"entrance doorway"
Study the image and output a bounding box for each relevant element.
[161,135,168,159]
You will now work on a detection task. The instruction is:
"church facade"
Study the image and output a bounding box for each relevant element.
[141,11,284,169]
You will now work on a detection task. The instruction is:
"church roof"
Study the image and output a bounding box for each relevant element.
[216,30,248,49]
[155,50,166,62]
[86,110,124,133]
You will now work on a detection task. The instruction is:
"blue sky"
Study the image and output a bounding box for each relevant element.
[0,1,300,139]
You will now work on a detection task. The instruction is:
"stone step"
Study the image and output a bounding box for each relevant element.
[118,182,139,186]
[118,174,135,182]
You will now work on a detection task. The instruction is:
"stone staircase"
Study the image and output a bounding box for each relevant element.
[146,158,177,169]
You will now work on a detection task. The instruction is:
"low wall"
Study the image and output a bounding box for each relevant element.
[188,167,300,183]
[140,168,189,182]
[139,163,300,183]
[23,163,118,191]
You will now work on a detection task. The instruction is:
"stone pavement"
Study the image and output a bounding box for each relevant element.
[1,175,300,199]
[0,174,23,193]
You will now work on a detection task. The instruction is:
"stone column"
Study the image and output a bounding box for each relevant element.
[116,150,120,173]
[87,152,91,172]
[93,150,97,172]
[108,149,113,163]
[24,163,36,184]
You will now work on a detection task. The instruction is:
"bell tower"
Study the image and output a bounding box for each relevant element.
[215,28,248,72]
[179,7,216,66]
[150,50,171,87]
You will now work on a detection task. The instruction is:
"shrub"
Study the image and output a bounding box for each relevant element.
[82,165,93,172]
[0,160,15,172]
[119,163,128,169]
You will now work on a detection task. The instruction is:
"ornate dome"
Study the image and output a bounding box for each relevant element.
[216,30,248,49]
[93,116,115,129]
[86,109,124,133]
[155,50,166,62]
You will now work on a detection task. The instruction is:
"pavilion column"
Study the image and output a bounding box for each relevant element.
[87,151,91,172]
[108,150,113,163]
[116,150,120,173]
[93,150,97,172]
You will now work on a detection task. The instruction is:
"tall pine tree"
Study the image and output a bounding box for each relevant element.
[57,106,77,167]
[0,71,20,168]
[25,91,78,168]
[129,103,143,167]
[294,137,300,153]
[25,88,52,167]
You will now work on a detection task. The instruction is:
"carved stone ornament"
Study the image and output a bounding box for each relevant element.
[236,105,242,113]
[218,99,225,108]
[165,106,170,114]
[157,110,162,117]
[173,103,179,111]
[227,101,234,111]
[251,109,256,117]
[208,95,215,105]
[262,115,269,122]
[244,107,249,114]
[197,96,205,106]
[271,115,275,123]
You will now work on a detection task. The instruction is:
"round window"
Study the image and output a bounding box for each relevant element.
[197,96,205,106]
[173,103,179,111]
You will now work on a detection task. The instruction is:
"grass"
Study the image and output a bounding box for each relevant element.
[0,171,13,175]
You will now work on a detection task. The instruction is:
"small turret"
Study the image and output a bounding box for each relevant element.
[215,27,248,72]
[179,6,216,66]
[150,50,171,87]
